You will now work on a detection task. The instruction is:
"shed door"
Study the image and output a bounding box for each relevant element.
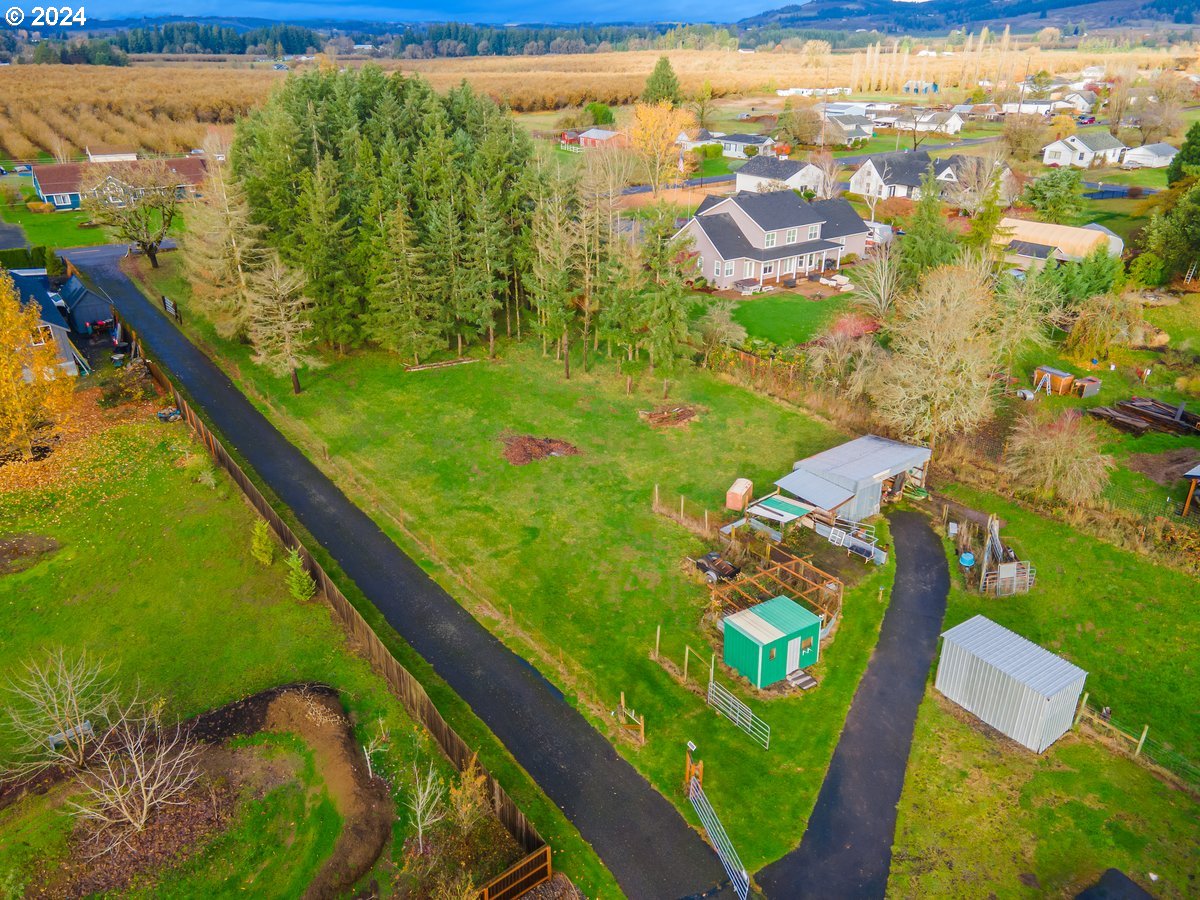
[786,638,801,673]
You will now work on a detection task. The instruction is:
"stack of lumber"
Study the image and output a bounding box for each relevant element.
[1087,397,1199,436]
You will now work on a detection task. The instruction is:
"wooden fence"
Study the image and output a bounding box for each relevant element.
[122,320,552,897]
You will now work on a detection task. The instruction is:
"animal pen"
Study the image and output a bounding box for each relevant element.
[978,515,1036,596]
[708,547,844,633]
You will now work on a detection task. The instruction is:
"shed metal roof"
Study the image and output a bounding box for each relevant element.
[727,596,819,646]
[1185,464,1200,478]
[941,615,1087,698]
[791,435,931,493]
[774,468,855,511]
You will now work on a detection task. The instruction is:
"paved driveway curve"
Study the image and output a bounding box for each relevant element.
[67,245,727,900]
[757,510,949,899]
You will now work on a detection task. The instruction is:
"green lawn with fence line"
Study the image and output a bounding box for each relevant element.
[890,688,1200,899]
[0,404,450,894]
[122,252,900,872]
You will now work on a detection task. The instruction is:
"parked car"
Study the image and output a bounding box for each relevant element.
[1076,115,1096,125]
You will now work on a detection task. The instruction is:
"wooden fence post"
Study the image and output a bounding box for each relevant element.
[1074,691,1089,727]
[683,647,690,683]
[654,624,661,660]
[1135,724,1149,756]
[654,483,659,510]
[680,494,685,520]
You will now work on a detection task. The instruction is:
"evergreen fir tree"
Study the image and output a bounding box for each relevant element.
[1166,120,1200,186]
[294,156,358,349]
[642,55,683,106]
[366,203,441,364]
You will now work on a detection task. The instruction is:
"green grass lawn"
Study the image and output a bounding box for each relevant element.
[939,484,1200,760]
[124,254,899,872]
[0,400,508,895]
[890,689,1200,899]
[1145,294,1200,351]
[1085,166,1167,190]
[730,291,850,346]
[1074,197,1145,241]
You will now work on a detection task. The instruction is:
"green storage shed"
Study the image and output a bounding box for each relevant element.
[723,596,821,689]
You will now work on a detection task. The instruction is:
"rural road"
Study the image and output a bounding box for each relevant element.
[66,244,729,900]
[757,510,949,899]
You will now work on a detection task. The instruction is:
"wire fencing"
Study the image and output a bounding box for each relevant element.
[1076,695,1200,796]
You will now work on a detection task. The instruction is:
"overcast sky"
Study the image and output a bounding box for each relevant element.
[83,0,771,25]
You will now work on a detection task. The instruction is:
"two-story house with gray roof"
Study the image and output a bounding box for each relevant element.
[676,190,869,291]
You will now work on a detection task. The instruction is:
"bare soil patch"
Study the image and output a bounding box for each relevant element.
[1125,448,1200,486]
[0,533,61,575]
[501,434,580,466]
[639,405,702,428]
[523,872,587,900]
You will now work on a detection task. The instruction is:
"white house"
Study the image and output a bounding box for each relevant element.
[1122,142,1178,169]
[677,128,724,152]
[1003,100,1057,116]
[735,156,825,193]
[851,150,1017,202]
[1042,132,1126,168]
[894,110,964,135]
[719,133,777,159]
[1060,90,1099,113]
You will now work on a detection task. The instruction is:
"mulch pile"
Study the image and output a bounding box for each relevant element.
[501,434,580,466]
[639,405,701,428]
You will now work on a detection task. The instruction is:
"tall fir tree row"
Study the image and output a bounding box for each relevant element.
[228,66,537,358]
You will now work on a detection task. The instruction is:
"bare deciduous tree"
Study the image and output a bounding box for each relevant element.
[247,255,321,394]
[82,159,183,268]
[363,718,389,781]
[3,649,118,777]
[69,703,202,853]
[943,148,1009,217]
[408,762,447,854]
[692,300,746,364]
[868,263,1000,455]
[850,242,901,321]
[811,151,843,200]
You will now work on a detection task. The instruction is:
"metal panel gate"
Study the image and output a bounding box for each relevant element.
[707,679,771,749]
[689,777,750,900]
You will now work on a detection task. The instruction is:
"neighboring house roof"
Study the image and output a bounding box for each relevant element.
[31,157,207,196]
[808,198,869,239]
[1069,131,1126,152]
[1070,89,1099,103]
[950,104,974,115]
[1126,142,1177,159]
[1006,239,1056,259]
[737,156,811,181]
[578,128,622,141]
[58,275,110,330]
[827,114,873,128]
[996,217,1115,259]
[859,150,935,188]
[10,270,68,329]
[721,133,773,145]
[775,468,856,511]
[941,615,1088,698]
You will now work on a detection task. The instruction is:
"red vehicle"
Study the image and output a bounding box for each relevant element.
[1077,114,1097,125]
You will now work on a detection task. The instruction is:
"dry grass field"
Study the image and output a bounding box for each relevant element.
[0,45,1180,161]
[0,65,280,161]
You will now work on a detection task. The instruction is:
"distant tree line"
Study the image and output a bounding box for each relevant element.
[30,38,128,65]
[107,23,322,55]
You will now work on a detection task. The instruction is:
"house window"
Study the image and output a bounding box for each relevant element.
[802,637,813,652]
[52,194,71,206]
[763,262,774,275]
[697,256,704,273]
[783,257,795,273]
[764,231,777,248]
[724,261,735,277]
[1078,153,1085,162]
[785,228,798,244]
[31,325,51,346]
[744,261,756,277]
[769,648,777,661]
[1047,151,1060,161]
[807,225,820,240]
[713,259,721,278]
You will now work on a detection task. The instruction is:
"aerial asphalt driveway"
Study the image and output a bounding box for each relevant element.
[67,245,727,900]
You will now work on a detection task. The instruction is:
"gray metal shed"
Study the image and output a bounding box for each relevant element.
[936,615,1087,753]
[776,434,931,521]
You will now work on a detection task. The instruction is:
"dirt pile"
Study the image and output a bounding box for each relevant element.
[501,434,580,466]
[0,533,60,575]
[1125,448,1200,486]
